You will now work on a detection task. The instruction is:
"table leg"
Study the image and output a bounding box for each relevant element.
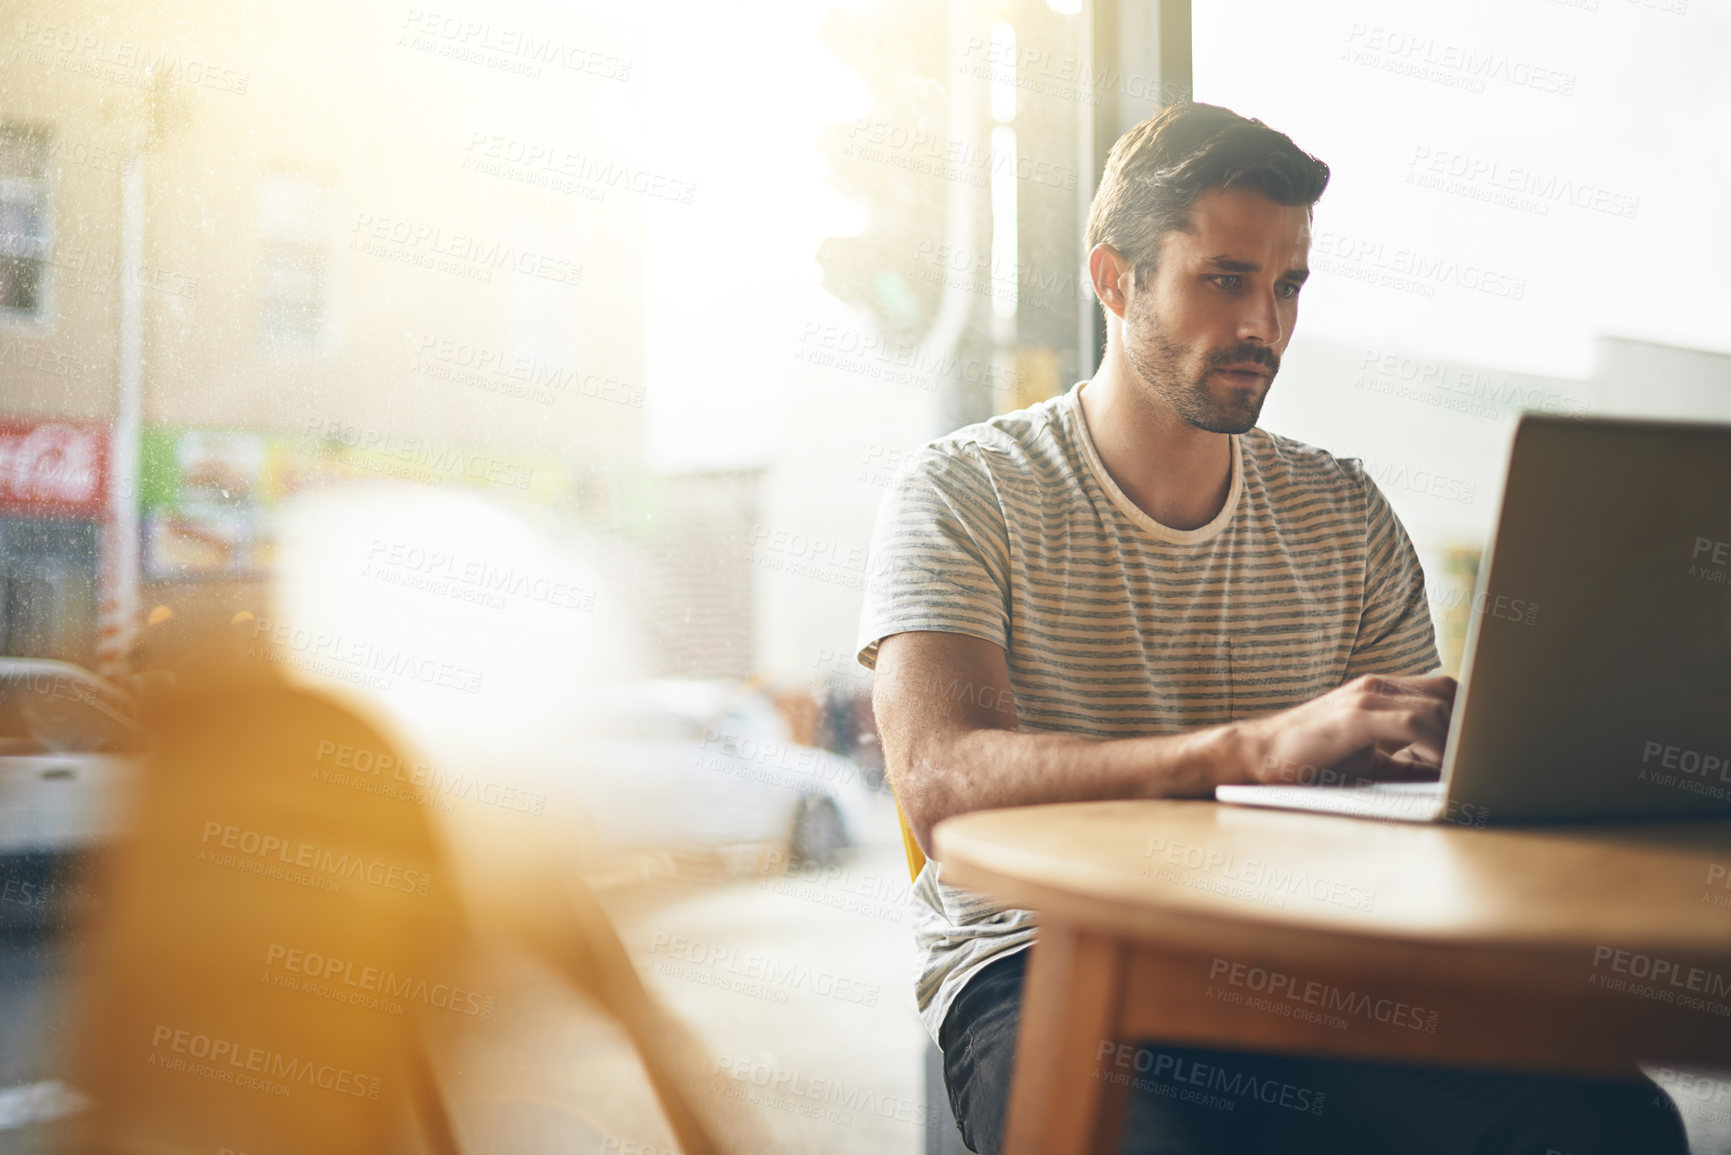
[1004,922,1130,1155]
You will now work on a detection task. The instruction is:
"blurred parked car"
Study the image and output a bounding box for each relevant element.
[569,680,883,871]
[0,659,144,928]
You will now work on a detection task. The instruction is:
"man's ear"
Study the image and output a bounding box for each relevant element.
[1088,244,1134,320]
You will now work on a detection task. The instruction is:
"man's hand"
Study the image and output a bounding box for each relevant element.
[1233,674,1458,787]
[875,630,1236,855]
[876,632,1458,854]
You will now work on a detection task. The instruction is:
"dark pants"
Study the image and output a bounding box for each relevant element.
[939,950,1691,1155]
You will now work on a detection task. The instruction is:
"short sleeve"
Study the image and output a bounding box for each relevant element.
[856,444,1013,670]
[1343,471,1441,679]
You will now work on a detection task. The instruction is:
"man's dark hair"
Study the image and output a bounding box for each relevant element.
[1084,102,1330,288]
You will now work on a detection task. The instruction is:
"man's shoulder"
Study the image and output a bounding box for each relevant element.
[1242,425,1370,498]
[900,393,1074,489]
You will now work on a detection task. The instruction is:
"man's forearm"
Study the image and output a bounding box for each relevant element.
[899,723,1247,854]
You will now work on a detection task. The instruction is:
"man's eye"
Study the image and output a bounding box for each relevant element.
[1277,282,1302,299]
[1209,274,1241,290]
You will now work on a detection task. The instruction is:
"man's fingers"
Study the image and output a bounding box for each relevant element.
[1371,745,1444,782]
[1353,673,1457,704]
[1350,683,1453,742]
[1378,730,1447,769]
[1388,674,1457,701]
[1355,699,1451,757]
[1329,745,1379,781]
[1257,743,1442,786]
[1403,735,1448,767]
[1254,674,1458,786]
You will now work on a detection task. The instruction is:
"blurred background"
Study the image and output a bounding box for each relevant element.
[1,0,1728,1150]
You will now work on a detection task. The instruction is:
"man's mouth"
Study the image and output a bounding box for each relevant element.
[1214,365,1270,386]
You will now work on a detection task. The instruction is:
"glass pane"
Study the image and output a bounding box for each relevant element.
[0,126,48,181]
[0,255,43,311]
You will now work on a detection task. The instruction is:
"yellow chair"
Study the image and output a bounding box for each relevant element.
[896,798,926,883]
[894,791,979,1155]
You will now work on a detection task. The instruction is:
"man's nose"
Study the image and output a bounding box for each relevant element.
[1237,288,1283,346]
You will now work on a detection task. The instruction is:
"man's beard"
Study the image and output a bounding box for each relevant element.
[1121,305,1279,435]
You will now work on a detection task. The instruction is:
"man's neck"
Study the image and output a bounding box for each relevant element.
[1079,344,1235,532]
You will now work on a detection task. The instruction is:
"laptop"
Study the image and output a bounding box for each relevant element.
[1215,413,1731,825]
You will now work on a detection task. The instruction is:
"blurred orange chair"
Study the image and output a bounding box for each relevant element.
[54,637,769,1155]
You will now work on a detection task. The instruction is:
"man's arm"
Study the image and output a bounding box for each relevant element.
[875,630,1455,857]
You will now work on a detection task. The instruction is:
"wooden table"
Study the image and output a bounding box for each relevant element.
[933,799,1731,1155]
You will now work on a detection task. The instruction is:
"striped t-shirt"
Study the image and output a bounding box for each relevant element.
[856,380,1439,1042]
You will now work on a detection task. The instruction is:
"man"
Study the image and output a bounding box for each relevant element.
[857,103,1686,1154]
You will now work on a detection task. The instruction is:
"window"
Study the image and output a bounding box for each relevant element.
[0,125,51,322]
[258,174,330,352]
[1194,0,1731,671]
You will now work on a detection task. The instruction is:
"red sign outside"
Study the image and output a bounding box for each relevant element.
[0,419,111,517]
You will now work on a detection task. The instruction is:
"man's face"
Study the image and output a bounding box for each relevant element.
[1118,187,1311,434]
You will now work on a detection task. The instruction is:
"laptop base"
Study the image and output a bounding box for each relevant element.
[1214,780,1446,823]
